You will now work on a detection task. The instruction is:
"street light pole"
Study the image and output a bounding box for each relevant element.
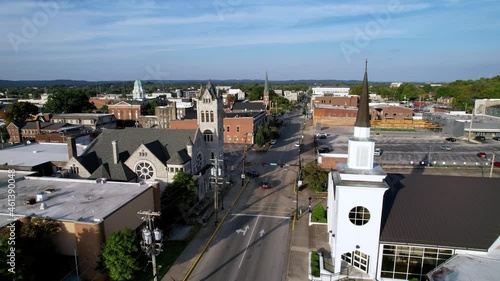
[138,210,163,281]
[490,152,497,178]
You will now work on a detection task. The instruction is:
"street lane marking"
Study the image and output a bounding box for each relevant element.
[232,213,290,220]
[259,229,265,237]
[239,216,259,268]
[235,225,250,235]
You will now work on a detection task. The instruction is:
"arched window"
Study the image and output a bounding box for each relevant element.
[210,111,214,122]
[205,111,210,123]
[203,130,214,142]
[201,111,205,122]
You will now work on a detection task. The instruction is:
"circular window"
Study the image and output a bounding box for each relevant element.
[195,152,204,172]
[135,161,154,180]
[349,206,370,226]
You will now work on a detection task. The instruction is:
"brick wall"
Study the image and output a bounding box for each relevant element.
[223,117,255,144]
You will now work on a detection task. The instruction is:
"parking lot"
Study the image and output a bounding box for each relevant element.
[311,126,500,168]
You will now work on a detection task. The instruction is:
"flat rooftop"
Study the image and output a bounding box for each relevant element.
[0,142,85,167]
[427,253,500,281]
[0,176,153,227]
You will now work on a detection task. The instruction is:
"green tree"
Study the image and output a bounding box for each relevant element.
[302,161,328,192]
[101,228,139,281]
[172,170,196,191]
[5,102,39,123]
[349,84,362,96]
[0,217,62,281]
[255,125,266,146]
[43,89,96,113]
[1,125,10,142]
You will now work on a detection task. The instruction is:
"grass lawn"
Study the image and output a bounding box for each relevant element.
[136,225,200,281]
[135,241,189,281]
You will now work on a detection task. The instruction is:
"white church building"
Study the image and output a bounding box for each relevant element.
[325,62,500,281]
[132,79,145,100]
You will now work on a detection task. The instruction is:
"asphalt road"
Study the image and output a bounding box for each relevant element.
[190,110,305,281]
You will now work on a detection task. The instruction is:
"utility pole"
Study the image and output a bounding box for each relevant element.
[490,152,497,178]
[241,144,247,186]
[468,111,474,142]
[138,210,163,281]
[213,156,219,226]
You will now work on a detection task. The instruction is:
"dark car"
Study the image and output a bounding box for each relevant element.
[246,170,259,177]
[445,137,457,142]
[419,160,432,167]
[475,135,486,141]
[493,136,500,141]
[317,147,331,154]
[259,179,270,189]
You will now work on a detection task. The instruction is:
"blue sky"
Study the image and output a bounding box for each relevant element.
[0,0,499,82]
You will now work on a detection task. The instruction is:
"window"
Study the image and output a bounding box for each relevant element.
[201,111,205,122]
[70,164,79,174]
[210,110,214,122]
[348,206,370,225]
[381,245,454,281]
[226,126,230,132]
[203,131,214,142]
[205,111,210,123]
[135,161,154,180]
[139,150,147,157]
[236,126,240,133]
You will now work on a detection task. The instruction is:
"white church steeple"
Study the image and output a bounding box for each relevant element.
[347,60,375,169]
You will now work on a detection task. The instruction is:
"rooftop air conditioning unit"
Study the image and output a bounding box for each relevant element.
[36,193,47,202]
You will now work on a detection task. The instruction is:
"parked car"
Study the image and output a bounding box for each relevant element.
[494,162,500,167]
[374,148,383,156]
[315,133,327,139]
[477,152,487,158]
[419,160,432,167]
[317,147,331,154]
[475,135,486,141]
[246,170,259,177]
[259,179,270,189]
[270,139,277,145]
[440,145,452,151]
[295,141,301,147]
[492,136,500,141]
[445,137,457,142]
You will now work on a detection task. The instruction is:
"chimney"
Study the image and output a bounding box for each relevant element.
[112,140,119,164]
[36,121,41,134]
[67,137,77,159]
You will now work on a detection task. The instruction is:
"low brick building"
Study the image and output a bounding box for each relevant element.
[224,111,267,144]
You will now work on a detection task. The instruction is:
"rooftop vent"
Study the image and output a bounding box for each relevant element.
[96,178,107,184]
[40,203,47,210]
[25,198,36,205]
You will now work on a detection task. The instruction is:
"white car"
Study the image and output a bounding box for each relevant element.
[374,148,383,156]
[270,139,277,145]
[295,141,301,147]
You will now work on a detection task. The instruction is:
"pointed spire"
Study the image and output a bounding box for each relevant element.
[264,71,269,94]
[206,79,217,98]
[354,59,370,128]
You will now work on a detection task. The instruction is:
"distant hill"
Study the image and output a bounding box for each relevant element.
[0,79,397,89]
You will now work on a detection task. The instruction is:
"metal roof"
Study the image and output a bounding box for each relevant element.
[381,174,500,250]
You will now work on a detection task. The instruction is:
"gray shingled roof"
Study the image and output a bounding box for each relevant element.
[381,174,500,250]
[231,101,266,111]
[22,121,72,131]
[89,162,137,182]
[79,128,197,179]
